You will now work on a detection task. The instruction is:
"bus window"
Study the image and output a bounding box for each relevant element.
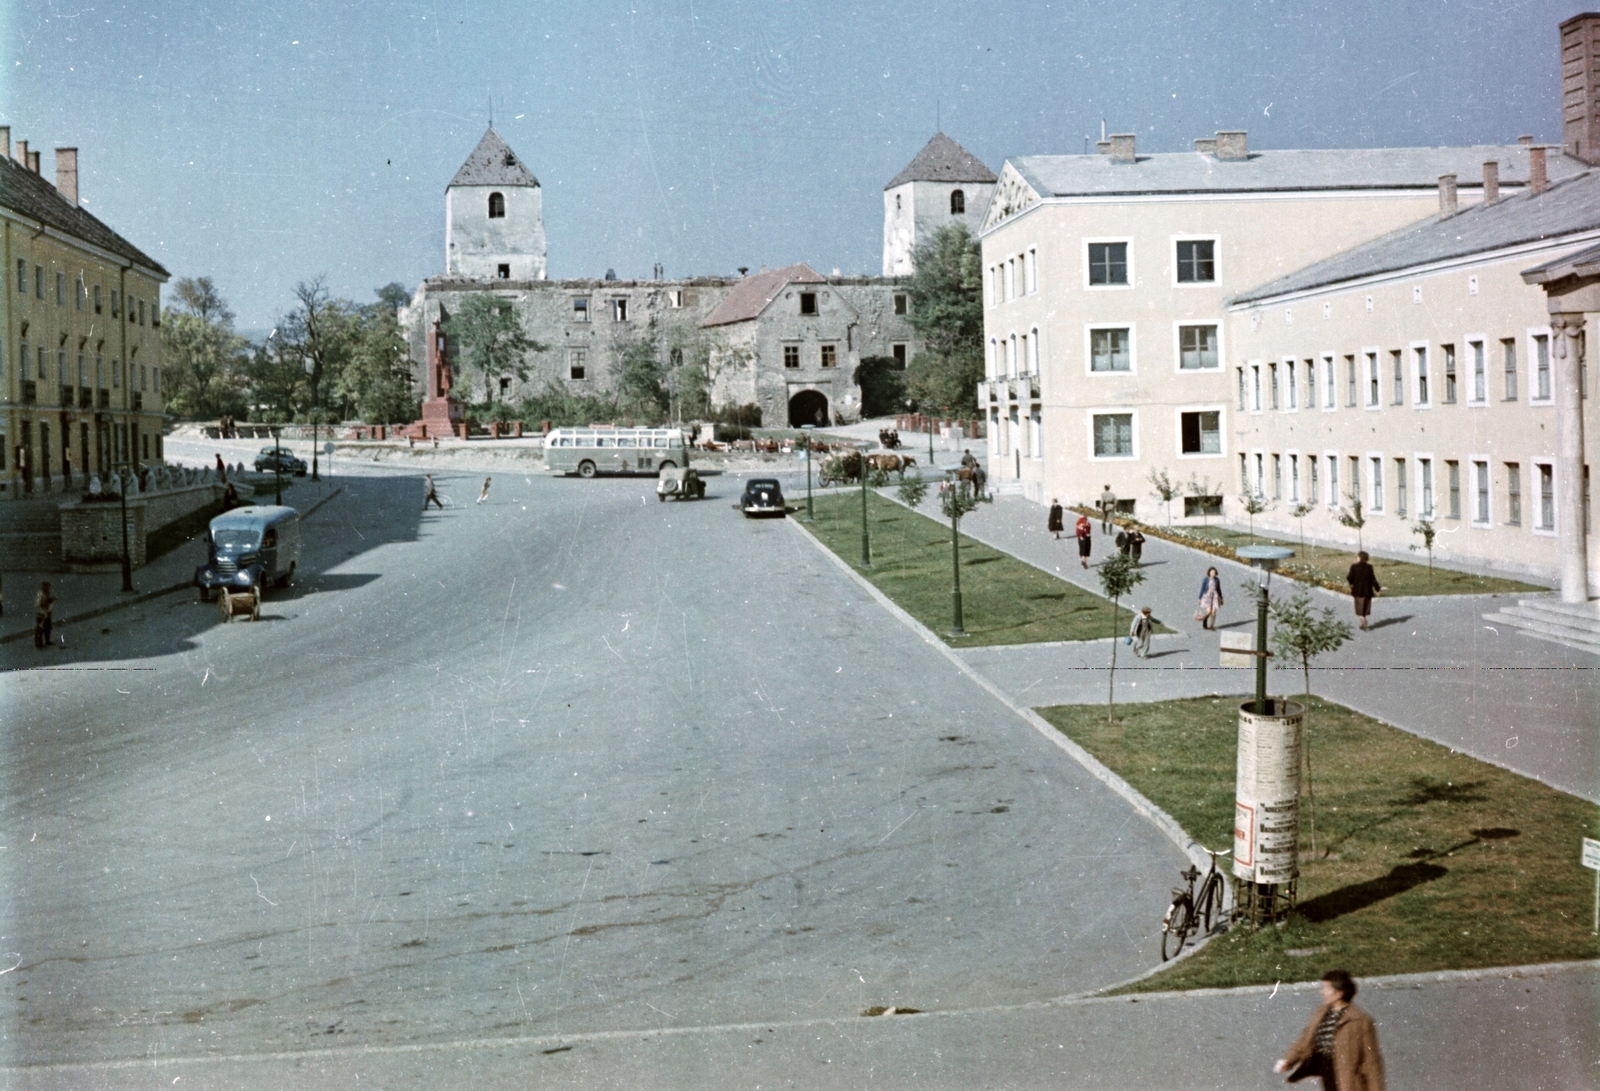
[597,438,613,447]
[654,438,667,447]
[618,438,636,447]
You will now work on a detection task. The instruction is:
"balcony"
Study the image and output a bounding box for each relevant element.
[21,380,37,404]
[1028,373,1041,400]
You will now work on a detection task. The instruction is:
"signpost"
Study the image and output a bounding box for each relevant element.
[1583,837,1600,934]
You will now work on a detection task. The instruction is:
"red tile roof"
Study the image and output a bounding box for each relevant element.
[700,263,825,327]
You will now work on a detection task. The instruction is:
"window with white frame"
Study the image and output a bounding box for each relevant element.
[1006,259,1016,300]
[1310,454,1319,502]
[1537,462,1554,528]
[1252,364,1262,411]
[1506,462,1521,525]
[1287,360,1298,409]
[1502,338,1518,400]
[1413,346,1429,404]
[1273,454,1283,498]
[1269,362,1279,409]
[1370,456,1383,511]
[1179,410,1221,454]
[1240,453,1249,493]
[1237,367,1247,411]
[1443,344,1457,403]
[1391,350,1405,405]
[1087,242,1129,286]
[1420,458,1434,518]
[1534,333,1551,400]
[1473,460,1490,524]
[1325,354,1337,408]
[1447,460,1461,519]
[1305,358,1316,409]
[1367,352,1380,406]
[1395,458,1407,516]
[1328,454,1339,507]
[1255,453,1265,495]
[1030,409,1042,458]
[1178,324,1219,369]
[1349,456,1361,506]
[1470,340,1486,403]
[1006,336,1017,378]
[1289,453,1300,501]
[1026,249,1037,294]
[1091,412,1134,457]
[1089,327,1131,372]
[1175,239,1215,283]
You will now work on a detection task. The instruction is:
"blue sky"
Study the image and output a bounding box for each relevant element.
[2,1,1587,329]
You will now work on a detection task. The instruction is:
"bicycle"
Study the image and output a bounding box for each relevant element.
[1160,846,1232,961]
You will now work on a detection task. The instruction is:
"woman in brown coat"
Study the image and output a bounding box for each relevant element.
[1275,969,1385,1091]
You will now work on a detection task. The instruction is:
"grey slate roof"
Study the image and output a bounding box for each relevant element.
[1520,238,1600,283]
[886,133,997,189]
[1008,144,1583,199]
[448,128,539,188]
[1229,168,1600,304]
[701,264,824,327]
[0,154,167,276]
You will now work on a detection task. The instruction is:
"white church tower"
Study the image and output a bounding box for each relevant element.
[446,128,546,280]
[882,133,997,276]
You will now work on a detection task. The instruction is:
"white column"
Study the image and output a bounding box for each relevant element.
[1552,313,1589,603]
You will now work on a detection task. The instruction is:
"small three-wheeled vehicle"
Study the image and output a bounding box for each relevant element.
[195,505,302,609]
[656,465,705,501]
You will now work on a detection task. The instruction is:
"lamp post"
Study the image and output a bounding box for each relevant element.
[116,463,133,592]
[305,356,321,483]
[857,442,872,567]
[1237,545,1295,714]
[927,412,935,468]
[271,425,283,506]
[801,423,815,522]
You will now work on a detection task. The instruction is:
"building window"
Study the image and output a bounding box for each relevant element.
[1092,413,1134,457]
[1310,455,1319,502]
[1534,334,1551,400]
[110,289,119,318]
[1502,338,1517,400]
[56,272,66,305]
[488,192,505,218]
[1420,458,1434,518]
[1470,341,1486,402]
[820,344,837,368]
[1237,367,1247,411]
[1344,355,1356,407]
[139,299,146,325]
[1365,353,1379,406]
[1269,362,1279,409]
[950,189,965,214]
[93,284,102,314]
[34,264,43,299]
[1178,324,1218,369]
[1414,346,1429,404]
[1537,463,1554,528]
[1442,344,1456,403]
[1391,350,1404,404]
[1256,453,1267,495]
[611,299,628,322]
[76,277,85,310]
[572,296,589,321]
[1446,460,1461,519]
[1179,410,1220,454]
[1175,239,1215,283]
[1252,364,1262,411]
[783,344,800,369]
[1240,453,1250,492]
[1371,457,1383,511]
[1473,460,1490,524]
[1087,242,1128,286]
[1026,249,1037,293]
[112,355,120,387]
[1506,462,1521,524]
[569,350,587,380]
[1349,456,1361,505]
[1328,455,1339,507]
[799,292,817,315]
[892,343,907,367]
[1305,359,1316,408]
[1289,454,1300,501]
[497,263,511,279]
[1089,327,1130,372]
[893,293,907,315]
[1286,360,1297,408]
[1273,454,1283,498]
[14,258,23,293]
[1395,458,1407,516]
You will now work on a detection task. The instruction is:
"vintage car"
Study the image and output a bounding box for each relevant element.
[253,447,308,476]
[195,505,302,602]
[656,465,705,501]
[740,478,786,518]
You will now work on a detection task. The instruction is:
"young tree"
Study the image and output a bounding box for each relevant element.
[161,276,249,419]
[1186,474,1218,527]
[1410,519,1436,587]
[275,277,358,420]
[903,223,983,415]
[444,294,545,405]
[1337,493,1366,553]
[1148,467,1180,526]
[896,475,928,510]
[1239,492,1270,542]
[615,334,669,421]
[1096,553,1147,722]
[1289,501,1315,550]
[335,302,418,424]
[1267,588,1354,858]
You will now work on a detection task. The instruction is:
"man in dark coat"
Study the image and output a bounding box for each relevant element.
[1047,499,1064,539]
[1128,526,1145,564]
[1346,551,1381,630]
[1275,969,1385,1091]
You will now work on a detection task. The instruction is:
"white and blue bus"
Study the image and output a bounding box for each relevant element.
[543,427,689,478]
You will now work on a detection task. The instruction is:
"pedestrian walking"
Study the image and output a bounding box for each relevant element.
[1099,485,1117,533]
[1128,525,1145,564]
[476,476,492,504]
[1047,499,1064,539]
[1346,551,1381,631]
[1115,526,1131,558]
[960,448,978,472]
[1129,606,1154,658]
[222,482,240,510]
[423,474,444,511]
[1074,513,1092,568]
[34,580,56,650]
[1274,969,1385,1091]
[214,453,227,481]
[1195,566,1224,629]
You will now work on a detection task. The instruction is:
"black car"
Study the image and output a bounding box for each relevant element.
[253,447,308,476]
[740,478,786,518]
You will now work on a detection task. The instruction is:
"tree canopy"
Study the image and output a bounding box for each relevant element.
[444,294,545,405]
[160,276,250,419]
[903,223,984,415]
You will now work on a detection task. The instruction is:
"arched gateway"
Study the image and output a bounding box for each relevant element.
[788,389,830,427]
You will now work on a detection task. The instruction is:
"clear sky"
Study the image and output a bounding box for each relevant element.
[1,1,1588,329]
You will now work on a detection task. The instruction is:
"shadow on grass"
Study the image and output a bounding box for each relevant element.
[1297,861,1450,922]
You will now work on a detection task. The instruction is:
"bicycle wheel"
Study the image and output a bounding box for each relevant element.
[1160,897,1194,961]
[1197,875,1224,934]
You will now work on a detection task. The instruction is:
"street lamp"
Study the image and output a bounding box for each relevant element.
[304,356,321,483]
[800,423,816,522]
[1237,544,1295,714]
[857,442,873,567]
[271,425,283,506]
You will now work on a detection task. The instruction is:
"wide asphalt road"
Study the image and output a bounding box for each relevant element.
[0,466,1185,1081]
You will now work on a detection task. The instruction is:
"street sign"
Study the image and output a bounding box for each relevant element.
[323,442,335,456]
[1220,630,1255,667]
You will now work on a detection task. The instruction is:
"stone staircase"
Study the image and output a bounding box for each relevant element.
[1483,598,1600,657]
[0,498,65,571]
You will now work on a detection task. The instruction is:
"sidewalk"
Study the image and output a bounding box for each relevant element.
[902,492,1599,803]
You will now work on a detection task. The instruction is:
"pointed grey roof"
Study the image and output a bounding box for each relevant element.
[448,128,539,188]
[885,133,996,190]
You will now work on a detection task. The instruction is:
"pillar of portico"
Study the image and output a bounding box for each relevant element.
[1551,312,1589,603]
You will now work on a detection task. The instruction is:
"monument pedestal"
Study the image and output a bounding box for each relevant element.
[404,319,466,439]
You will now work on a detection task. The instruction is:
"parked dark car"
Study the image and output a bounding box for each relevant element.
[254,447,308,476]
[740,478,786,518]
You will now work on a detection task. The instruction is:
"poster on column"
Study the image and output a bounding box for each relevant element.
[1233,701,1304,884]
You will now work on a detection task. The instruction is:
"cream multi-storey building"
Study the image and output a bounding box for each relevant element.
[976,131,1579,516]
[1,130,168,499]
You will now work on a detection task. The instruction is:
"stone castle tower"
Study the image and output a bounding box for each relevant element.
[445,128,546,280]
[882,132,997,276]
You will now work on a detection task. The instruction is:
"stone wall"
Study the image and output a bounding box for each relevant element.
[60,480,223,570]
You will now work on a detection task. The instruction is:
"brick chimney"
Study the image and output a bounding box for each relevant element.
[55,147,78,206]
[1215,130,1248,160]
[1530,145,1548,194]
[0,127,9,160]
[1561,13,1600,163]
[1518,134,1534,145]
[16,140,28,169]
[1438,173,1458,215]
[1194,136,1218,155]
[1483,160,1499,202]
[1095,140,1110,155]
[28,150,39,173]
[1108,133,1136,162]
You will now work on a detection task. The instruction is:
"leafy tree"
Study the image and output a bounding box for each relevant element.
[335,304,418,424]
[1239,491,1270,542]
[275,277,359,419]
[1267,588,1353,859]
[1096,553,1146,722]
[1289,501,1315,549]
[242,336,308,422]
[856,355,908,418]
[615,334,669,420]
[1336,493,1366,552]
[1148,467,1180,526]
[1410,520,1436,587]
[663,333,713,421]
[903,223,983,415]
[373,282,412,314]
[444,294,545,405]
[160,277,249,419]
[896,475,928,510]
[1186,474,1218,527]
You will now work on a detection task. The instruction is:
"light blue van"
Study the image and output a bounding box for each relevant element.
[195,505,302,601]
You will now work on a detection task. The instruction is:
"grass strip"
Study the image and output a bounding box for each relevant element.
[1035,695,1600,991]
[1072,507,1544,597]
[803,490,1170,647]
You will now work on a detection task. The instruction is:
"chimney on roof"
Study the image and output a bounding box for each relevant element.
[1518,134,1534,145]
[16,140,28,168]
[55,148,78,206]
[1215,131,1248,160]
[1530,146,1548,194]
[1483,160,1500,202]
[1095,140,1110,155]
[1193,137,1218,155]
[1108,133,1136,162]
[28,150,39,173]
[1438,173,1458,216]
[0,127,9,160]
[1561,13,1600,163]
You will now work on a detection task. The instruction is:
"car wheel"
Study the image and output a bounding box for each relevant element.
[658,461,675,471]
[577,461,597,479]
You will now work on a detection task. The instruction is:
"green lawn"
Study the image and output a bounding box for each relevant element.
[801,490,1169,647]
[1036,696,1600,991]
[1078,509,1545,597]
